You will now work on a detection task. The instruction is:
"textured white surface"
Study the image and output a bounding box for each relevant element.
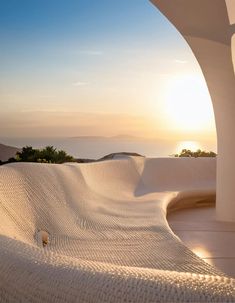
[0,157,234,302]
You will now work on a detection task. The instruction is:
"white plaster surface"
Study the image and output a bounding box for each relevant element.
[0,158,234,302]
[151,0,235,222]
[168,206,235,278]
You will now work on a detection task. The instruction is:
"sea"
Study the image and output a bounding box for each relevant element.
[0,137,217,159]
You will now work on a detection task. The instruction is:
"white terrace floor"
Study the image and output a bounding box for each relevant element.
[168,206,235,278]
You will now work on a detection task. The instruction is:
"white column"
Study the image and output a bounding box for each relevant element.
[150,0,235,221]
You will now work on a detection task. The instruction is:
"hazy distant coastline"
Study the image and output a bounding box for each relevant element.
[0,136,217,161]
[70,135,150,141]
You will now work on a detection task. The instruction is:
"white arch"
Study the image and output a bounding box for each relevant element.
[151,0,235,222]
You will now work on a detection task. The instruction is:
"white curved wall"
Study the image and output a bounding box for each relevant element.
[150,0,235,222]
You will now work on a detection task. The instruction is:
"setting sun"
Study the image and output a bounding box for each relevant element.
[163,74,216,133]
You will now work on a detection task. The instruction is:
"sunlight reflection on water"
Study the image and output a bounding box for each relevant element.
[175,141,203,154]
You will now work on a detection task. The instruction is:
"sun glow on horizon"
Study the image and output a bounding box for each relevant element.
[175,141,202,154]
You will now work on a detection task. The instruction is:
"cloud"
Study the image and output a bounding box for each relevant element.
[78,50,103,56]
[174,59,188,64]
[38,95,56,99]
[0,110,157,138]
[72,81,89,87]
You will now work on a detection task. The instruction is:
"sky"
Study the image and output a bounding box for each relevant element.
[0,0,216,140]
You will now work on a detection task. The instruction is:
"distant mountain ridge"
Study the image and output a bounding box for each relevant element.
[71,135,145,140]
[0,143,20,161]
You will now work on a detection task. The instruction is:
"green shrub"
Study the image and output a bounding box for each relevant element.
[15,146,75,164]
[174,149,216,158]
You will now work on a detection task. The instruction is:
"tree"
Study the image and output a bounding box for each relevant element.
[55,150,74,164]
[39,146,57,163]
[16,146,39,162]
[14,146,75,164]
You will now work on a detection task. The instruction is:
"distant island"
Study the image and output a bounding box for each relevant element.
[70,135,146,141]
[76,152,144,163]
[0,143,20,161]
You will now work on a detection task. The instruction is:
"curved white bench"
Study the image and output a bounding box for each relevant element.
[0,157,234,302]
